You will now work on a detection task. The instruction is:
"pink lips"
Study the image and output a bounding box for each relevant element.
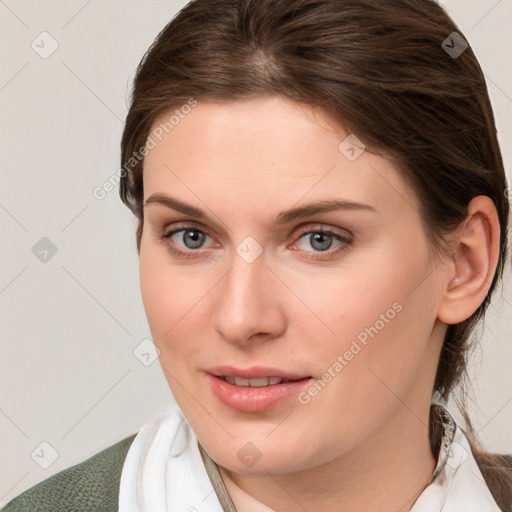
[206,365,313,413]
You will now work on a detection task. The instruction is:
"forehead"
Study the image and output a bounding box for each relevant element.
[142,96,418,220]
[146,96,340,173]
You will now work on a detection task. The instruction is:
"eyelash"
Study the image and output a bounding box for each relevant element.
[158,224,354,261]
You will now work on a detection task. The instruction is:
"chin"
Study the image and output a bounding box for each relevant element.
[195,424,316,474]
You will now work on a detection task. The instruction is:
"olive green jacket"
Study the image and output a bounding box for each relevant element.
[1,435,137,512]
[2,435,512,512]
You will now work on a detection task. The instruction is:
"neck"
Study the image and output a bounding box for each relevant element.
[219,400,437,512]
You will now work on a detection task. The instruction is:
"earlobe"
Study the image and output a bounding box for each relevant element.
[437,196,500,325]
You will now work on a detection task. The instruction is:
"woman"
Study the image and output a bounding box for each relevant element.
[3,0,511,510]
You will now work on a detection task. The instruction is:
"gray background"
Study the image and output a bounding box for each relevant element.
[0,0,511,505]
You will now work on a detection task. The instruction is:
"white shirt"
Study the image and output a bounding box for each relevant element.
[118,402,501,512]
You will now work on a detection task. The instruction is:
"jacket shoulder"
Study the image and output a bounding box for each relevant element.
[1,434,137,512]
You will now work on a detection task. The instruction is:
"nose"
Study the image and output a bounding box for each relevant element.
[211,253,287,347]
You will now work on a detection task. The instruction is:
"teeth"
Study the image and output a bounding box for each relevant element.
[224,376,287,386]
[247,377,274,387]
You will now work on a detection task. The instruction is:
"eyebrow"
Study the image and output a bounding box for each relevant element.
[143,193,377,224]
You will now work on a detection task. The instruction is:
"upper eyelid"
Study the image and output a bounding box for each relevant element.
[164,221,349,235]
[164,222,215,239]
[165,223,351,248]
[294,223,352,238]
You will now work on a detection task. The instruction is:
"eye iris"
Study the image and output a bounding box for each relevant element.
[183,230,205,249]
[310,232,332,251]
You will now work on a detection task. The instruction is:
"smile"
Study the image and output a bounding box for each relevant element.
[220,376,294,386]
[206,368,313,412]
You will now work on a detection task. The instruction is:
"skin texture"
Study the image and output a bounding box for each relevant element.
[138,95,500,511]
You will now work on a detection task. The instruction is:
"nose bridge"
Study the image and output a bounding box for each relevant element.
[228,255,260,299]
[211,250,284,344]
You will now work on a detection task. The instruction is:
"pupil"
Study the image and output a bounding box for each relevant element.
[184,230,205,249]
[311,233,332,251]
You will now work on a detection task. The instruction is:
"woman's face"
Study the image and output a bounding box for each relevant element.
[139,95,448,474]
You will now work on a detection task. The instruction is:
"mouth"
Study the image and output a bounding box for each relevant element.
[219,376,298,387]
[206,366,313,412]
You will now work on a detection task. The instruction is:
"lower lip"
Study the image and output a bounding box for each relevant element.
[206,374,313,413]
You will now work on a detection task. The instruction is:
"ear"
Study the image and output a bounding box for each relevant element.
[437,196,501,325]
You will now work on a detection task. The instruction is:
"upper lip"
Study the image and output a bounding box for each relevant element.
[207,365,310,380]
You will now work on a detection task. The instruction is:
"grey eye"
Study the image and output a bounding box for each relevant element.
[307,232,333,251]
[180,229,206,249]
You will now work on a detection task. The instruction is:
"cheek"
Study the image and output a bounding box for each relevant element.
[139,245,215,363]
[139,246,183,345]
[286,261,406,348]
[290,272,438,458]
[298,242,437,377]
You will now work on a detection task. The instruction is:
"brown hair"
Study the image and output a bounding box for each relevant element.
[119,0,511,506]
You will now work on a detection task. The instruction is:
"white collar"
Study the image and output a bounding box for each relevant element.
[411,403,501,511]
[118,403,501,511]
